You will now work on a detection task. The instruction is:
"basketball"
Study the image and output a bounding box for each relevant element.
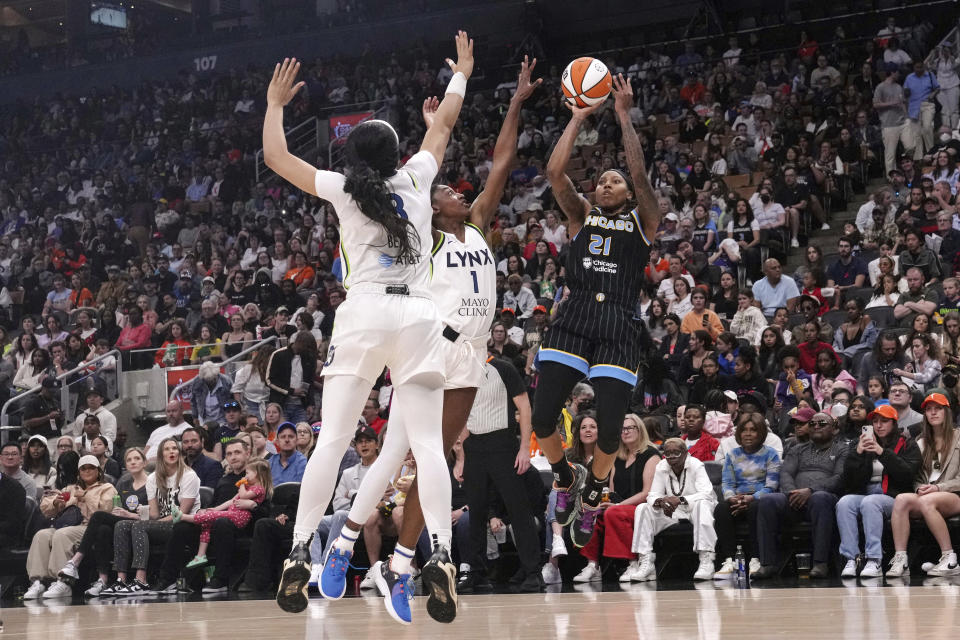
[561,57,612,107]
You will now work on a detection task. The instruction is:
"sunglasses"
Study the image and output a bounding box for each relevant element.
[809,419,832,427]
[663,451,684,459]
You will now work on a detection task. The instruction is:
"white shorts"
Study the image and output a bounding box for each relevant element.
[442,335,487,390]
[322,290,445,386]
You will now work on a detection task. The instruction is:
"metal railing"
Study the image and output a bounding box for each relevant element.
[0,348,123,442]
[925,20,960,67]
[168,335,277,403]
[255,116,321,183]
[327,102,390,170]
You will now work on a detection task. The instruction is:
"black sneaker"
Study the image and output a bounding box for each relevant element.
[456,571,493,594]
[420,546,458,623]
[554,463,587,526]
[508,568,526,585]
[116,579,152,596]
[276,538,312,613]
[202,577,229,594]
[518,571,545,593]
[98,580,127,597]
[152,581,178,595]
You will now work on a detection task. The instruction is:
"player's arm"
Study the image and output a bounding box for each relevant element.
[471,56,543,231]
[420,31,474,168]
[612,74,659,241]
[262,58,318,195]
[545,101,605,236]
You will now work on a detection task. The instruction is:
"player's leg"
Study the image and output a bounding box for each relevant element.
[276,373,372,613]
[571,328,641,547]
[396,387,476,559]
[393,371,457,623]
[319,402,411,600]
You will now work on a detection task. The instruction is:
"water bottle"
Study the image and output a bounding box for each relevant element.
[734,545,748,589]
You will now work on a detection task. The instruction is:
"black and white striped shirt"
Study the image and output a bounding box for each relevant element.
[466,357,525,436]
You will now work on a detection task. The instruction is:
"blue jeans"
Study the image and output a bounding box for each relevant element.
[311,510,349,564]
[836,487,895,561]
[283,399,308,425]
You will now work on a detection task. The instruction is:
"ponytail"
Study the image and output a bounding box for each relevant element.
[342,121,420,265]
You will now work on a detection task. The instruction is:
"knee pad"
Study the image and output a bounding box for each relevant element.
[531,362,585,440]
[592,376,634,455]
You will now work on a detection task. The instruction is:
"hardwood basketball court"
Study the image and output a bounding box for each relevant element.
[2,584,959,639]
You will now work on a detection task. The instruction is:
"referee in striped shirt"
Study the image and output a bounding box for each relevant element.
[457,355,542,593]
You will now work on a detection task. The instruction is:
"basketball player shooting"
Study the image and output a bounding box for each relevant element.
[535,74,660,547]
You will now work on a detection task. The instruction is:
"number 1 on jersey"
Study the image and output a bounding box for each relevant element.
[588,234,611,256]
[470,270,479,293]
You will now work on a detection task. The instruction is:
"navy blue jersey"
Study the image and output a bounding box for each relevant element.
[565,207,652,307]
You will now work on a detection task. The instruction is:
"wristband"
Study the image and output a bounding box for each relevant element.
[445,71,467,98]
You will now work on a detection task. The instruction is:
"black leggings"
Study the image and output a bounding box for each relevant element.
[78,510,127,575]
[531,362,634,456]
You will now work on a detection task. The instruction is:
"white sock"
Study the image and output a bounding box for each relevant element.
[334,527,359,552]
[432,530,452,551]
[390,545,416,575]
[293,531,312,545]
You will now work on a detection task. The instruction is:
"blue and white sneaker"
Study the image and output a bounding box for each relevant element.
[319,544,352,600]
[373,556,412,625]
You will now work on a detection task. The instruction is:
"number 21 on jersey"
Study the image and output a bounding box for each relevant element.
[588,234,611,256]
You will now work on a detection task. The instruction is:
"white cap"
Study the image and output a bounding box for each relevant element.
[78,455,101,469]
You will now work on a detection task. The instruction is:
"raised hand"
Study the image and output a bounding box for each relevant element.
[267,58,305,108]
[421,96,440,128]
[564,95,607,120]
[445,30,475,80]
[512,55,543,104]
[612,73,634,114]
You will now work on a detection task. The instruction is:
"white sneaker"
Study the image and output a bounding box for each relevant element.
[573,562,601,583]
[59,561,79,581]
[886,551,909,577]
[790,238,800,248]
[308,563,321,588]
[551,534,568,558]
[42,581,73,599]
[619,559,640,583]
[749,558,761,574]
[541,563,562,585]
[841,559,858,578]
[860,560,882,578]
[820,222,830,230]
[85,579,108,597]
[714,557,736,579]
[694,551,715,581]
[359,566,378,590]
[927,552,960,576]
[634,554,656,582]
[24,580,46,600]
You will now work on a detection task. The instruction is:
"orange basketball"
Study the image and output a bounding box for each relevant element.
[561,57,612,108]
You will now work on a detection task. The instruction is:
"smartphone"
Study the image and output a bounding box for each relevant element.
[862,424,874,439]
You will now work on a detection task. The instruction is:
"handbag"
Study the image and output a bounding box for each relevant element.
[52,505,82,529]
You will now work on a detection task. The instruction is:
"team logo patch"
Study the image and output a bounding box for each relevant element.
[582,257,593,270]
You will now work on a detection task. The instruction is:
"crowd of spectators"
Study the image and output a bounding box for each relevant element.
[5,7,960,600]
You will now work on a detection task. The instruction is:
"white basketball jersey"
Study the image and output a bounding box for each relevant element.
[314,150,438,290]
[431,223,497,339]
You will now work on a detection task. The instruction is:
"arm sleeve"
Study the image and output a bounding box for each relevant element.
[780,447,799,493]
[721,455,736,499]
[180,470,201,502]
[402,150,440,188]
[687,463,716,504]
[313,171,348,210]
[758,450,781,496]
[492,359,526,397]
